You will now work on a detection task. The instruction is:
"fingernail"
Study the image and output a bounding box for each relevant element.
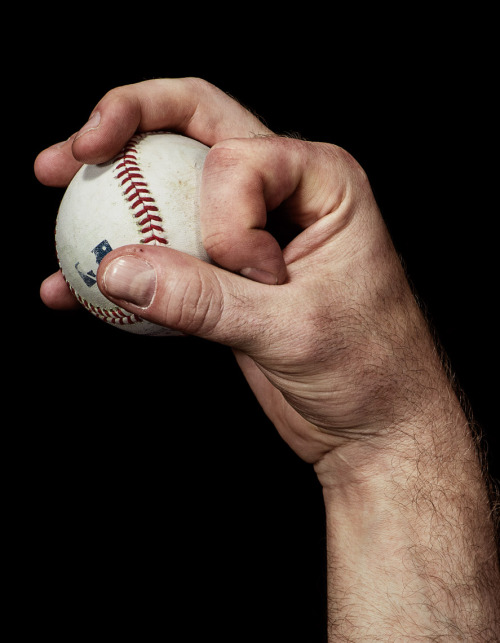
[75,111,101,141]
[102,256,157,308]
[240,267,279,285]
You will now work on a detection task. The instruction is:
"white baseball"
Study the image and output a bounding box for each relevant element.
[55,131,211,336]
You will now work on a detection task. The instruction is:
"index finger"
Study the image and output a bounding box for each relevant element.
[34,77,272,187]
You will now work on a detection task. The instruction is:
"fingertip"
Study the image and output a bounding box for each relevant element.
[240,266,283,286]
[34,137,82,187]
[204,226,287,286]
[40,271,81,310]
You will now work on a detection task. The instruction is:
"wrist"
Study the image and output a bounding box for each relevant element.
[317,391,481,544]
[316,386,500,639]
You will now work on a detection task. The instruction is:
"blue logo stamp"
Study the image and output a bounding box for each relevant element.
[75,240,113,287]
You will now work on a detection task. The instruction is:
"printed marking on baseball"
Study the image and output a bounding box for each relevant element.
[55,131,211,336]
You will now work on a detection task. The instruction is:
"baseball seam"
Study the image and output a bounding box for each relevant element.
[115,133,168,246]
[67,283,144,326]
[58,133,172,328]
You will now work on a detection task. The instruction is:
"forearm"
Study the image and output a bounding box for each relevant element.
[319,390,500,641]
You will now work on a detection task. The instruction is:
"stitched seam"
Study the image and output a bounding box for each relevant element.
[57,133,169,327]
[64,279,143,325]
[114,133,168,246]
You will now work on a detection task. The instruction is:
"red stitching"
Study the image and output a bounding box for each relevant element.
[64,279,144,326]
[57,134,177,328]
[114,134,168,246]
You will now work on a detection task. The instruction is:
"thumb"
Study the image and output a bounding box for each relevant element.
[96,244,270,349]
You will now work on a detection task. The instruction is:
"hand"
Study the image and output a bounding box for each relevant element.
[37,77,500,638]
[36,78,273,308]
[36,77,448,476]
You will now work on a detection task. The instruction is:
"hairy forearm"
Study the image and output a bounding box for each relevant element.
[319,391,500,641]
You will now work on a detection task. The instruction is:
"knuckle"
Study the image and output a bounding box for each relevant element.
[202,141,262,197]
[202,229,239,265]
[204,139,248,169]
[329,143,370,190]
[182,76,219,98]
[166,269,224,337]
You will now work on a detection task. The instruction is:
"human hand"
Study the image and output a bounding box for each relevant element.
[36,78,500,638]
[36,78,451,481]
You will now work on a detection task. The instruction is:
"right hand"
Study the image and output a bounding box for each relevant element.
[36,78,449,484]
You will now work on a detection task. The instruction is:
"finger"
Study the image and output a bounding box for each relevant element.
[34,135,83,187]
[200,137,352,285]
[35,78,271,188]
[40,271,81,310]
[71,78,272,163]
[96,245,276,352]
[200,138,289,284]
[36,78,271,173]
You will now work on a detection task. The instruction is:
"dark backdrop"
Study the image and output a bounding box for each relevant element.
[10,10,497,642]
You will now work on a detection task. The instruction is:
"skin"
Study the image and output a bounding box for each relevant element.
[36,77,500,640]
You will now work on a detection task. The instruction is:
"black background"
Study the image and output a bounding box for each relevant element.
[10,9,498,641]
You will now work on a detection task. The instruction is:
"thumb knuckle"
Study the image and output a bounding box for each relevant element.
[165,269,224,337]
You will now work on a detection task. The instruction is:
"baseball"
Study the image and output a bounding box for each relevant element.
[55,131,211,336]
